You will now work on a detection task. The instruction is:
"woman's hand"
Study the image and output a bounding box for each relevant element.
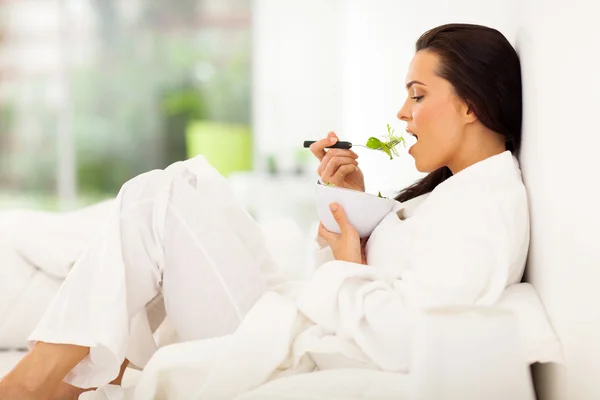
[318,203,365,264]
[310,131,365,192]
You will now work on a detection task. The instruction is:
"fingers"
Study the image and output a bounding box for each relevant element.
[309,132,339,162]
[322,148,359,159]
[318,148,360,184]
[320,148,359,168]
[329,203,355,234]
[318,222,335,242]
[322,164,359,186]
[317,154,358,177]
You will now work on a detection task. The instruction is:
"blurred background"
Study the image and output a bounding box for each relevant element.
[0,0,431,236]
[0,0,253,207]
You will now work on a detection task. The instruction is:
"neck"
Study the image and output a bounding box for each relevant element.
[448,127,507,174]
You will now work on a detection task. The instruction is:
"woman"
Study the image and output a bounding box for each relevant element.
[0,23,528,399]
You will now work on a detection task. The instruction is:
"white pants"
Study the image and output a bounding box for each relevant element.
[28,157,279,389]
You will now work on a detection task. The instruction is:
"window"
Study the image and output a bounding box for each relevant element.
[0,0,251,210]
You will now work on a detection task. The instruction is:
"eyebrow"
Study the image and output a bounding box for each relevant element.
[406,80,426,89]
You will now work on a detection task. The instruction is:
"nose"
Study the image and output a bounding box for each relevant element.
[397,98,411,122]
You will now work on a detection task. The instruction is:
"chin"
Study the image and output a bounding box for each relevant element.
[414,160,440,174]
[416,166,428,173]
[413,157,430,173]
[412,152,443,173]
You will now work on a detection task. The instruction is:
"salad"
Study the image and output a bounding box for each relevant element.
[365,124,406,160]
[323,124,403,197]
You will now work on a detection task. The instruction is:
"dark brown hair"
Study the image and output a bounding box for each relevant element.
[395,23,522,203]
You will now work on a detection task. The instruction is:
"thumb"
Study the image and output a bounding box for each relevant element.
[327,131,339,141]
[329,203,353,233]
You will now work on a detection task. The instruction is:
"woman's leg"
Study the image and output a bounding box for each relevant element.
[0,347,128,400]
[160,175,276,341]
[0,157,277,397]
[0,343,88,399]
[51,359,129,400]
[0,168,168,398]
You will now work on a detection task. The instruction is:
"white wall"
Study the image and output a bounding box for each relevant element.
[252,0,344,173]
[254,2,600,398]
[518,0,600,398]
[338,0,425,195]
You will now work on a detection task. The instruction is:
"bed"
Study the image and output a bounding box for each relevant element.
[0,200,561,399]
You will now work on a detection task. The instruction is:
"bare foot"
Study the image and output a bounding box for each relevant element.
[0,343,90,400]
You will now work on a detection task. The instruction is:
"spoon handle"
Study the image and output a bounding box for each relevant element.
[303,141,353,149]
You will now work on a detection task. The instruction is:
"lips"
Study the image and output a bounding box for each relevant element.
[406,130,418,155]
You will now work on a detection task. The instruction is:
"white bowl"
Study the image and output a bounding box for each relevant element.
[315,182,397,238]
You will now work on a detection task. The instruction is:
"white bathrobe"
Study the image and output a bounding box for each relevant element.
[29,151,530,399]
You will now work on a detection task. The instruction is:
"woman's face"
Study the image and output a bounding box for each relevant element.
[397,50,470,173]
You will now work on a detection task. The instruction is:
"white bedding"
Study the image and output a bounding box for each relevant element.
[0,153,562,399]
[236,369,411,400]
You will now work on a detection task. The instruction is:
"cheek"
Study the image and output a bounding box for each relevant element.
[411,100,460,170]
[413,101,443,146]
[413,99,442,130]
[414,99,460,142]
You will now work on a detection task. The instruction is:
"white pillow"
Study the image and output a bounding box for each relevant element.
[6,200,112,279]
[495,282,563,364]
[239,284,560,400]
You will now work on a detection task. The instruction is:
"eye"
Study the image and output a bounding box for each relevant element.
[411,96,424,102]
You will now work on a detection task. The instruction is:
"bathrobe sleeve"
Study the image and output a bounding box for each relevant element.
[313,234,335,268]
[295,190,516,372]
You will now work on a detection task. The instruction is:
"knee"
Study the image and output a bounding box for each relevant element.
[118,170,172,209]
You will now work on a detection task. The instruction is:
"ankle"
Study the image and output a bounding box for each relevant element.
[2,363,57,397]
[52,382,91,400]
[0,376,53,400]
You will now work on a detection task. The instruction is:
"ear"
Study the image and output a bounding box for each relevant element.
[462,101,478,124]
